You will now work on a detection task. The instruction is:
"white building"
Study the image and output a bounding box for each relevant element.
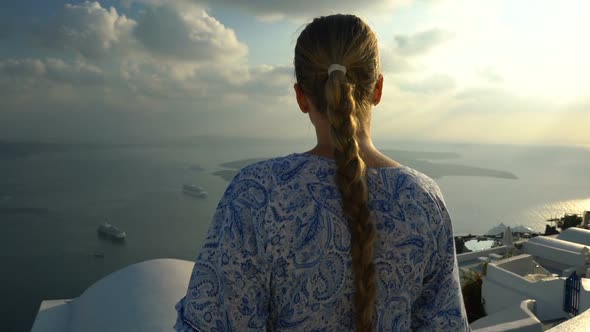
[556,226,590,246]
[467,226,590,331]
[523,236,590,275]
[482,254,589,321]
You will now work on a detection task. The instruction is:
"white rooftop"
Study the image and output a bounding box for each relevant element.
[31,258,193,332]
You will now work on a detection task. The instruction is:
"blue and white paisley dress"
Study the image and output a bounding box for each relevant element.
[175,153,470,331]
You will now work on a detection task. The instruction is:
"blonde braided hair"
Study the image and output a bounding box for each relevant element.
[294,14,380,331]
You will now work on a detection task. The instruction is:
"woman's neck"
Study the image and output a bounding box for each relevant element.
[306,134,400,168]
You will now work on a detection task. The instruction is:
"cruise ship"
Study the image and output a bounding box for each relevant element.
[97,222,126,241]
[182,184,207,198]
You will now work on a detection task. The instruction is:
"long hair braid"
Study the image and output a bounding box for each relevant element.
[294,14,380,332]
[325,69,377,331]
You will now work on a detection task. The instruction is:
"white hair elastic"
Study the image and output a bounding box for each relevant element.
[327,64,347,75]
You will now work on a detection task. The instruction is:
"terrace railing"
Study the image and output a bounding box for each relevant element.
[564,271,581,316]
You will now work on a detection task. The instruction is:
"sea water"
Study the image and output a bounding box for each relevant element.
[1,138,589,331]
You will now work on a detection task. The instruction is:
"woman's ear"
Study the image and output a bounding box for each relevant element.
[373,75,384,106]
[294,83,310,113]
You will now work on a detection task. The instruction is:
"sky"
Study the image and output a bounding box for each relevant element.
[0,0,589,146]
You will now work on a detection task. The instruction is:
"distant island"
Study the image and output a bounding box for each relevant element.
[212,169,243,182]
[213,150,518,181]
[381,150,518,180]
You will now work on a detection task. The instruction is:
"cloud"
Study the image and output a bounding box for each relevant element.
[34,2,248,67]
[133,4,247,63]
[452,88,551,115]
[397,74,456,94]
[200,0,409,20]
[0,58,104,84]
[231,65,293,98]
[1,7,291,137]
[0,57,109,116]
[36,1,136,59]
[425,95,590,146]
[0,59,45,77]
[379,43,414,74]
[18,1,253,97]
[379,28,454,75]
[370,84,590,147]
[476,66,504,84]
[393,28,454,57]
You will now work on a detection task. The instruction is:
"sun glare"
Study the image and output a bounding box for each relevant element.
[414,0,590,102]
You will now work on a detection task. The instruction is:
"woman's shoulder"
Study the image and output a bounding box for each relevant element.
[233,153,323,181]
[393,165,440,189]
[228,153,308,186]
[233,153,302,175]
[375,165,445,203]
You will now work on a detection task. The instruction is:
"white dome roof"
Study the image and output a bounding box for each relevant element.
[68,258,193,332]
[557,227,590,246]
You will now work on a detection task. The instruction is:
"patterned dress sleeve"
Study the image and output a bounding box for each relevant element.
[411,179,471,331]
[174,163,273,331]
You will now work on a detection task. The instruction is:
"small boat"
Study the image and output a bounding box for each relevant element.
[182,185,207,198]
[91,252,105,258]
[97,222,126,241]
